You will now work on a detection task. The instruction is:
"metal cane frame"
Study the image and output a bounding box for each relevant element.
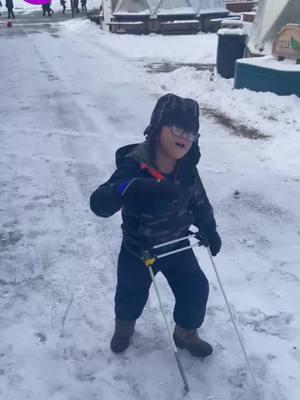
[129,232,261,400]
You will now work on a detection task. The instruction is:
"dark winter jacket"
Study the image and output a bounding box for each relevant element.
[90,141,217,255]
[6,0,13,8]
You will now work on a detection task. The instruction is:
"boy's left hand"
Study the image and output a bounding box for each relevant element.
[207,230,222,256]
[195,229,222,256]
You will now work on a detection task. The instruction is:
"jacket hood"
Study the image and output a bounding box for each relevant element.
[115,144,137,167]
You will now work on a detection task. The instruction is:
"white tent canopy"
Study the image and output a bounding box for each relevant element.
[113,0,152,15]
[156,0,195,16]
[113,0,227,17]
[189,0,227,16]
[249,0,300,50]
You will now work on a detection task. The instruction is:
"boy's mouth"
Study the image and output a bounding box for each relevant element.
[175,142,186,149]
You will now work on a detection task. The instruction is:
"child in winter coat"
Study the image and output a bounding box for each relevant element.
[90,93,221,358]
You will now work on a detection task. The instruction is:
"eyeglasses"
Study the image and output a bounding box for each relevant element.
[169,125,200,143]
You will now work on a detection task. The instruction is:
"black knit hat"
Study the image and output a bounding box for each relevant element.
[144,93,200,139]
[144,93,201,167]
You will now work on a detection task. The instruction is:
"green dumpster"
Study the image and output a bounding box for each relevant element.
[217,30,247,79]
[234,56,300,97]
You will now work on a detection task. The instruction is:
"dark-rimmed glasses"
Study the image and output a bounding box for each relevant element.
[169,125,200,143]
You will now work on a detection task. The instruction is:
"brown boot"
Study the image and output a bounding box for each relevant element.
[110,319,136,353]
[173,324,213,358]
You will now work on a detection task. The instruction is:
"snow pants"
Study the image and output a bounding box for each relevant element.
[7,8,14,18]
[42,5,51,16]
[115,245,209,330]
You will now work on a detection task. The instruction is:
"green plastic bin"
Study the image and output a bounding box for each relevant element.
[234,57,300,97]
[217,31,247,79]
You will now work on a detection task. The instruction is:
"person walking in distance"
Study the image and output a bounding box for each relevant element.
[60,0,66,13]
[6,0,14,19]
[42,2,51,17]
[48,0,54,14]
[80,0,87,13]
[74,0,79,13]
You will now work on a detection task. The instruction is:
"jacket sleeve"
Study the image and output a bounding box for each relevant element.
[90,159,140,218]
[189,170,217,234]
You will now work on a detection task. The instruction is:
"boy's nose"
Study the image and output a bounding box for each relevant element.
[180,132,190,142]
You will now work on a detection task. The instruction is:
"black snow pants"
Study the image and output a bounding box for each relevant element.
[42,5,51,16]
[115,244,209,330]
[7,7,14,18]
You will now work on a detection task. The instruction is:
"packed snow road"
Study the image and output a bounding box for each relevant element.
[0,11,299,400]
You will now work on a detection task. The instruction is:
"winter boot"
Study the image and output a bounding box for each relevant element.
[110,319,136,353]
[173,324,213,358]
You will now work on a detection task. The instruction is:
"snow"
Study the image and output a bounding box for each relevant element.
[221,19,243,26]
[113,11,151,16]
[218,27,246,35]
[237,55,300,72]
[161,19,200,24]
[84,27,218,63]
[109,21,145,25]
[1,4,300,400]
[197,8,229,15]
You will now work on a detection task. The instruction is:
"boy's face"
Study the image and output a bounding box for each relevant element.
[157,126,193,161]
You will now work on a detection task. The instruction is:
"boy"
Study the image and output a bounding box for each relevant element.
[90,93,221,358]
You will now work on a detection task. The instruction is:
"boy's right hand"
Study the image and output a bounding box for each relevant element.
[116,178,179,204]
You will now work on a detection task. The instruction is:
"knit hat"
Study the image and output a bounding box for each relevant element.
[144,93,200,139]
[144,93,201,167]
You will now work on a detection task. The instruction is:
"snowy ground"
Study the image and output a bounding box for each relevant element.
[1,5,300,400]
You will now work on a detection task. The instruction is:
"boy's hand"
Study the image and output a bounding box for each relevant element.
[195,229,222,257]
[117,178,179,204]
[207,230,222,256]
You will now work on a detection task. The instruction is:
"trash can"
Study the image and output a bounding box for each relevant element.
[217,30,247,79]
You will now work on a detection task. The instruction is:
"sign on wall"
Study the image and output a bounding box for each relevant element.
[272,24,300,63]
